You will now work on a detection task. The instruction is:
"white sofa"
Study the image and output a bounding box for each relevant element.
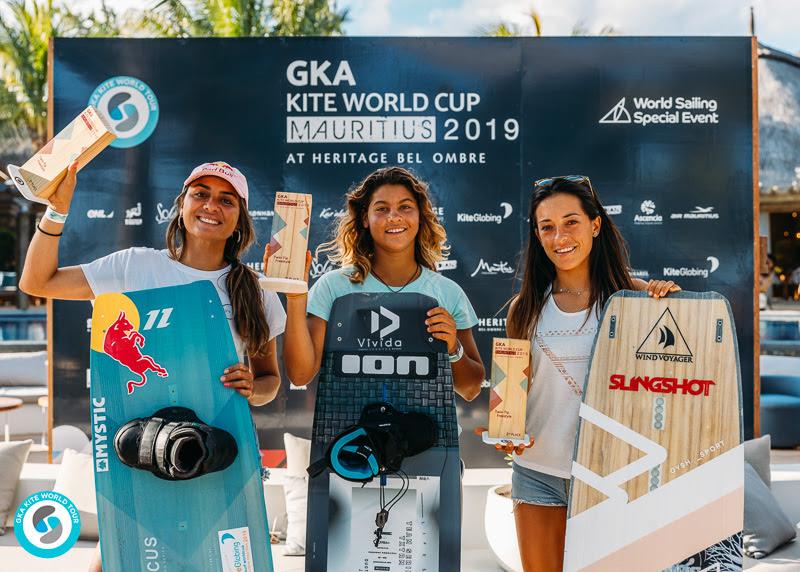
[2,464,797,571]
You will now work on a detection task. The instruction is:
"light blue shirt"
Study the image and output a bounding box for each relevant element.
[307,266,478,329]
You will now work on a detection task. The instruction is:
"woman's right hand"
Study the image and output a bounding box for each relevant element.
[49,160,78,214]
[474,427,534,455]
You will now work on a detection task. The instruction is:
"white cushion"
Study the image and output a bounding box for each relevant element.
[0,440,32,534]
[283,433,311,555]
[52,449,98,540]
[0,352,46,387]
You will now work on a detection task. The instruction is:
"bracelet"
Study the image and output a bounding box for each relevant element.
[44,206,68,224]
[37,223,63,237]
[285,292,308,299]
[448,340,464,363]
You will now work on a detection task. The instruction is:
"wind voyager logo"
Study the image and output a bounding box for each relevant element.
[670,206,720,220]
[89,76,159,148]
[457,202,513,224]
[636,308,693,363]
[634,200,662,225]
[599,96,719,126]
[14,491,81,558]
[664,256,719,279]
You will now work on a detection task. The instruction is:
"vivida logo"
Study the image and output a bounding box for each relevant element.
[370,306,400,338]
[636,308,693,363]
[91,397,109,472]
[609,374,715,397]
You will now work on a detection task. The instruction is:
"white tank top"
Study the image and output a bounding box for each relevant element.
[513,294,599,478]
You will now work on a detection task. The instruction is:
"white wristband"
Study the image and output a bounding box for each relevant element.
[44,206,68,224]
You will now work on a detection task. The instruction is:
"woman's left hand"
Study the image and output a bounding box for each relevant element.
[426,307,458,354]
[220,363,254,399]
[646,279,681,299]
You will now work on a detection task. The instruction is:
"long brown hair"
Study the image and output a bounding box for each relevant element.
[165,189,271,357]
[507,177,635,339]
[317,167,449,284]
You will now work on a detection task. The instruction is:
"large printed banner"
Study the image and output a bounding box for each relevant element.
[52,38,755,467]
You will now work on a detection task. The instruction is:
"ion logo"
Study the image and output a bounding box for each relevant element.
[89,76,159,148]
[14,491,81,558]
[338,353,435,378]
[370,306,400,338]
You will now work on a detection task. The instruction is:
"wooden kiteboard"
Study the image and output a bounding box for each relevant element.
[565,290,743,572]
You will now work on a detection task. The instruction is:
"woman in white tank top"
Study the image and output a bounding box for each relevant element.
[503,176,680,572]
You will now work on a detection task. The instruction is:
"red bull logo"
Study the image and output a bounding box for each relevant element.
[104,311,168,394]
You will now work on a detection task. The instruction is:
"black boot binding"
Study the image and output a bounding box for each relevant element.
[114,406,238,481]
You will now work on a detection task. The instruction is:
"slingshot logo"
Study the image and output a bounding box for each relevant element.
[599,98,632,124]
[14,491,81,558]
[370,306,400,338]
[155,202,177,224]
[89,76,159,148]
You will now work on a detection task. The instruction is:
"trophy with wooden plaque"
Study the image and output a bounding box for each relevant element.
[259,192,312,293]
[482,337,532,446]
[8,106,115,205]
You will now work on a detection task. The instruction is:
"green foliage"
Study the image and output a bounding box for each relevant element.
[269,0,347,36]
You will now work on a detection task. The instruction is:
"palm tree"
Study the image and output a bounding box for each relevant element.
[150,0,347,37]
[480,7,542,38]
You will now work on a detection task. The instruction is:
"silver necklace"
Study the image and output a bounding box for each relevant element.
[372,265,420,294]
[554,285,588,296]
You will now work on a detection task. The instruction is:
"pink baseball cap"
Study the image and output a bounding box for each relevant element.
[183,161,249,204]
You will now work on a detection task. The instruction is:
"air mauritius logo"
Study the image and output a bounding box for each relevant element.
[636,308,693,363]
[89,76,159,148]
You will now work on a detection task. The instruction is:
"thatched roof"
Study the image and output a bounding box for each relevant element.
[759,43,800,208]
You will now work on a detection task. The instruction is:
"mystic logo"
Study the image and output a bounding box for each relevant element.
[663,256,719,279]
[634,200,662,225]
[14,491,81,558]
[471,259,514,277]
[218,526,254,572]
[609,374,715,397]
[636,308,693,363]
[670,206,720,220]
[155,202,176,224]
[92,397,109,472]
[599,96,719,126]
[125,202,143,226]
[370,306,400,338]
[89,76,159,148]
[309,256,335,279]
[103,311,169,394]
[339,353,434,378]
[457,202,513,224]
[87,209,114,219]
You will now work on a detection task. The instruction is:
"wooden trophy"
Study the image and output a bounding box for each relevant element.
[259,192,312,293]
[482,337,531,446]
[8,106,115,204]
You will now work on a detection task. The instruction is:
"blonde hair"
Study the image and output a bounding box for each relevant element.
[318,167,449,284]
[165,188,271,357]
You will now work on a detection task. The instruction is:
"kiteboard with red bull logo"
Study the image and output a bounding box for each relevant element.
[89,281,273,571]
[565,290,743,572]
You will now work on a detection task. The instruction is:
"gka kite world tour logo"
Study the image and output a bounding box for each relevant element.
[89,76,159,148]
[636,308,693,363]
[599,96,719,126]
[14,491,81,558]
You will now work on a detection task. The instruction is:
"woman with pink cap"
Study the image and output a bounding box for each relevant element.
[20,161,287,571]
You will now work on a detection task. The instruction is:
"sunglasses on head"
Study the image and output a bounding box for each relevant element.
[532,175,595,197]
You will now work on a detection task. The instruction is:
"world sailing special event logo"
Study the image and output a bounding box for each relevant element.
[599,96,719,126]
[89,76,159,148]
[14,491,81,558]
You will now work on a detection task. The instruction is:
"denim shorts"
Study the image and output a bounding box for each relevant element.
[511,462,570,507]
